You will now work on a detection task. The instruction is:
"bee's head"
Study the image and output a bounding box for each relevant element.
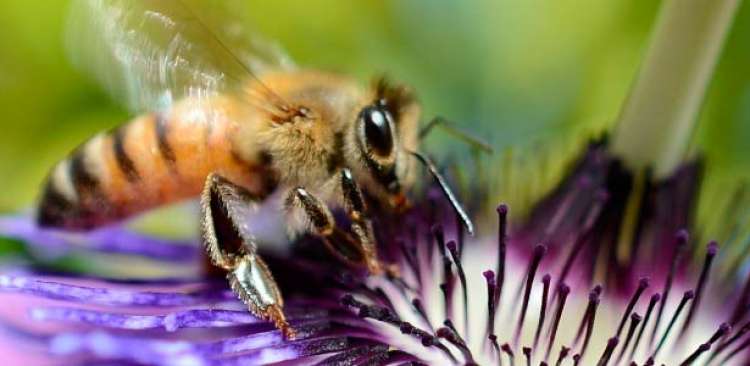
[348,78,419,209]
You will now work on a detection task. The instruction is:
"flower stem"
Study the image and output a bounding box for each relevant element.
[610,0,741,178]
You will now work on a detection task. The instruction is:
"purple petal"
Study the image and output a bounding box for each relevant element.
[0,216,200,262]
[0,276,229,307]
[29,307,329,331]
[49,331,207,366]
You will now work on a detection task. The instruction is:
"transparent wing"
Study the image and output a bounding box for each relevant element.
[67,0,295,113]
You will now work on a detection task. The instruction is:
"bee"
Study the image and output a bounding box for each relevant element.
[37,0,473,338]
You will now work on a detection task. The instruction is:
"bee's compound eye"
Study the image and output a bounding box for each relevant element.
[361,106,394,157]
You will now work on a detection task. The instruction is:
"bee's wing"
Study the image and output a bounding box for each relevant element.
[67,0,295,113]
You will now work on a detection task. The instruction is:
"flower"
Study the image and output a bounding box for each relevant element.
[1,140,749,365]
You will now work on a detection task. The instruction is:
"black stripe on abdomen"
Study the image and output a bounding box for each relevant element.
[69,147,110,225]
[155,113,177,164]
[112,125,140,182]
[70,148,100,196]
[37,179,74,228]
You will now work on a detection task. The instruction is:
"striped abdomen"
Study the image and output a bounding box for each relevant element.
[37,98,274,230]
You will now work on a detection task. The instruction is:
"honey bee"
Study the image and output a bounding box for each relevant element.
[37,0,473,338]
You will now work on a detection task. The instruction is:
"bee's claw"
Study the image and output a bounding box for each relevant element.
[265,304,296,339]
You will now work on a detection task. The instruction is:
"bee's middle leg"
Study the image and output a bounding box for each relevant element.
[286,169,386,275]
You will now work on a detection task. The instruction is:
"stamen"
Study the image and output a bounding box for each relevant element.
[708,322,731,344]
[496,204,508,309]
[342,293,460,362]
[440,283,454,322]
[502,343,516,366]
[650,229,688,347]
[576,287,602,362]
[617,278,649,337]
[447,240,469,339]
[652,290,694,358]
[678,241,718,338]
[629,293,660,360]
[398,239,422,286]
[433,224,445,257]
[411,298,434,332]
[730,270,750,325]
[717,333,750,365]
[555,346,570,366]
[456,211,465,258]
[484,270,497,339]
[679,343,710,366]
[545,284,570,361]
[644,357,654,366]
[399,322,458,363]
[573,286,602,347]
[706,320,750,363]
[438,319,476,365]
[489,334,501,364]
[572,354,581,366]
[595,337,618,366]
[373,287,397,313]
[437,228,456,321]
[679,323,729,366]
[515,244,547,344]
[523,346,532,366]
[552,189,606,301]
[616,312,642,364]
[533,274,551,350]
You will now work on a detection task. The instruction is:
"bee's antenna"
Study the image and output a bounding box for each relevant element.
[419,117,494,154]
[409,150,475,236]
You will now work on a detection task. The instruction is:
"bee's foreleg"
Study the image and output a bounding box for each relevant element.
[200,173,294,339]
[339,169,397,277]
[287,171,396,277]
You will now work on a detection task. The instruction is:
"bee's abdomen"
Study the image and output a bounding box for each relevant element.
[38,105,270,230]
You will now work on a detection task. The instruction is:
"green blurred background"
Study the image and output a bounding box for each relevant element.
[1,0,749,214]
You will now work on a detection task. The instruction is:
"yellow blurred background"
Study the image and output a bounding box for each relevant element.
[1,0,749,213]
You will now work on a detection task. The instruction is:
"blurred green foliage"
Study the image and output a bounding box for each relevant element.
[0,0,749,213]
